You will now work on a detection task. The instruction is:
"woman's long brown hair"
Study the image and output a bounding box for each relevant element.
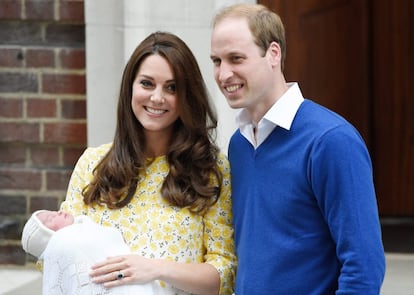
[82,32,222,213]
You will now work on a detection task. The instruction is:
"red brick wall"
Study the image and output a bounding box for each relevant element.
[0,0,86,265]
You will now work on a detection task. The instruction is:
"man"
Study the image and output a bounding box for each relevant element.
[210,3,385,294]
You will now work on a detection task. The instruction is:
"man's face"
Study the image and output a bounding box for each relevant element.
[210,17,274,114]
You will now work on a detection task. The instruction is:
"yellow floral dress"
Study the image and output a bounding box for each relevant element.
[60,143,236,294]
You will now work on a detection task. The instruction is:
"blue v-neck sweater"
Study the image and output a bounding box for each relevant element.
[229,99,385,294]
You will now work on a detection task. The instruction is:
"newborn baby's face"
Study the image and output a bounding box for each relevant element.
[38,210,74,231]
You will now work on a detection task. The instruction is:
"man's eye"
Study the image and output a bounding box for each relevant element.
[212,58,221,66]
[231,56,242,63]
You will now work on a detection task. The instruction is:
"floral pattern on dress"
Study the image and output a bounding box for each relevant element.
[61,143,236,294]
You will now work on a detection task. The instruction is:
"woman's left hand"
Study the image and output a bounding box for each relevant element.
[90,254,161,288]
[91,254,220,295]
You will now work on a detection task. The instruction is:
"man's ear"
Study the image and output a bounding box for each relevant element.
[266,41,282,68]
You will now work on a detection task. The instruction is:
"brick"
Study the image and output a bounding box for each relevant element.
[0,144,26,165]
[31,145,59,166]
[62,146,85,166]
[0,195,26,214]
[42,73,85,94]
[27,98,57,118]
[61,99,86,119]
[26,48,55,68]
[60,0,84,22]
[0,168,42,190]
[46,169,72,190]
[0,22,42,45]
[0,216,21,239]
[0,0,22,20]
[0,97,23,118]
[0,245,26,265]
[0,122,40,143]
[45,23,85,47]
[30,196,60,211]
[59,48,85,69]
[0,72,38,93]
[43,122,86,144]
[25,0,54,21]
[0,48,24,67]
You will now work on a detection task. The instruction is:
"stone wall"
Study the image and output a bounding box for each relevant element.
[0,0,86,265]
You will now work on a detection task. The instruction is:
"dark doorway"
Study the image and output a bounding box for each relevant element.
[260,0,414,217]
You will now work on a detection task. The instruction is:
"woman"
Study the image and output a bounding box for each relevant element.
[60,32,236,295]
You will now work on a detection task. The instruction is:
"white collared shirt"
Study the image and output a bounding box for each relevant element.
[236,82,304,148]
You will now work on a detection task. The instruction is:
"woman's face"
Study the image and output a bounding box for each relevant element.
[131,54,179,138]
[37,210,74,231]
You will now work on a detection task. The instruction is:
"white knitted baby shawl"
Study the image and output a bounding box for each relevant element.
[41,216,164,295]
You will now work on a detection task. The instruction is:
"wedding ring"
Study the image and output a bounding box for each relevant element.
[117,272,124,280]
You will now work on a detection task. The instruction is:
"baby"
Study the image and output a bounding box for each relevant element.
[22,210,74,258]
[21,210,162,295]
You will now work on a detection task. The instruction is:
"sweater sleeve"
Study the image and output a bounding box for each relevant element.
[311,125,385,294]
[203,153,237,295]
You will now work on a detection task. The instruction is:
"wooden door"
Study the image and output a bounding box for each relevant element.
[260,0,414,216]
[371,0,414,215]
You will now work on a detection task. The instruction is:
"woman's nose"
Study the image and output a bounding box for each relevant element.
[150,90,165,103]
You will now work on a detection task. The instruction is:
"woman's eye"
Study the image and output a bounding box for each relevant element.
[166,83,176,93]
[140,80,153,88]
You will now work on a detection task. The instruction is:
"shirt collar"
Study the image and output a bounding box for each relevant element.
[236,82,304,131]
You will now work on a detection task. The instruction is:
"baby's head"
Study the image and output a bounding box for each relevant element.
[21,210,74,257]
